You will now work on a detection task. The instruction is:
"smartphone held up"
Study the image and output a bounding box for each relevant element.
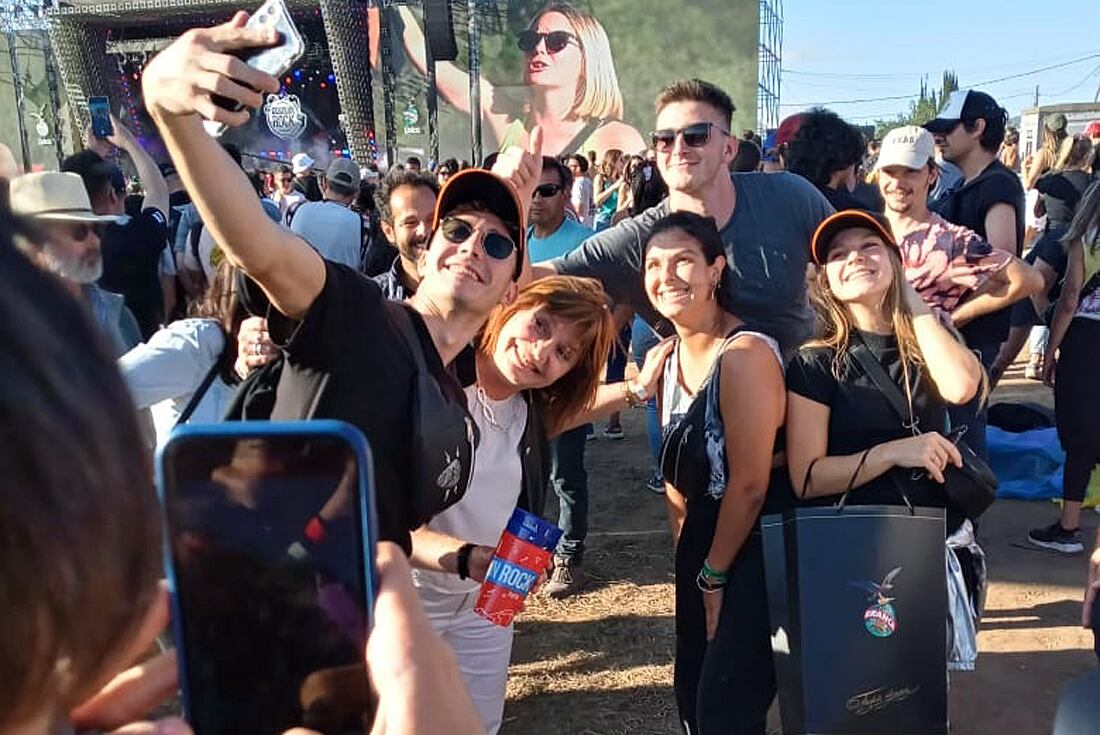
[89,96,113,138]
[156,421,378,734]
[204,0,305,136]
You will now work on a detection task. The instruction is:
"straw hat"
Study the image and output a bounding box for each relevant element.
[10,172,126,224]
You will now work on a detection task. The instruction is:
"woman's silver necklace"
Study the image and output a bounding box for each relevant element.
[475,385,519,432]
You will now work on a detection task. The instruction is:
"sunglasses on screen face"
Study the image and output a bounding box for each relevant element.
[533,183,563,199]
[651,122,730,151]
[440,217,516,261]
[516,30,578,54]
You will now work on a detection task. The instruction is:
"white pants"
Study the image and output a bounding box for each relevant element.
[416,585,514,735]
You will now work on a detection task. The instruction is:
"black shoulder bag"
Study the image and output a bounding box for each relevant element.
[659,328,745,500]
[175,337,227,427]
[850,344,997,519]
[386,303,480,523]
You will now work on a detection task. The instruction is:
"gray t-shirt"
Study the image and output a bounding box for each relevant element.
[290,199,363,270]
[553,172,834,353]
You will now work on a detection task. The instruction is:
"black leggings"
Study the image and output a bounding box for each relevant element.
[674,497,775,735]
[1055,318,1100,505]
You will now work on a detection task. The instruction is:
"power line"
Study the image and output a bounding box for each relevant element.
[780,53,1100,108]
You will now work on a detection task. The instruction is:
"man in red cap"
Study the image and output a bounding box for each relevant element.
[143,15,542,553]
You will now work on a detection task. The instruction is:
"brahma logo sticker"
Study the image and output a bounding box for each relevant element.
[850,566,902,638]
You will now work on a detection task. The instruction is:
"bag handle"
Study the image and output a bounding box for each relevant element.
[176,332,227,427]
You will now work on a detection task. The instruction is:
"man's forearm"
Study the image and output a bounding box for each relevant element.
[121,137,169,216]
[151,112,323,318]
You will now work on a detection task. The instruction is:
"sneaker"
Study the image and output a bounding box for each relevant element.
[1027,521,1084,554]
[603,424,624,440]
[645,472,666,495]
[545,558,586,598]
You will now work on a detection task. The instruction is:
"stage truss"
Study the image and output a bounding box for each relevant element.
[757,0,782,132]
[46,0,377,163]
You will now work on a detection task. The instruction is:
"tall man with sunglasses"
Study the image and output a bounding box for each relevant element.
[543,79,833,356]
[142,15,543,554]
[526,156,596,598]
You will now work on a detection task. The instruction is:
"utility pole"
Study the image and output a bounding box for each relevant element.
[1033,84,1040,108]
[5,28,34,169]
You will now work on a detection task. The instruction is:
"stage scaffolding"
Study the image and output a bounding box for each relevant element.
[757,0,782,132]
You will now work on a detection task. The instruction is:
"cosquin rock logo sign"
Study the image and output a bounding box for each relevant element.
[849,566,902,638]
[263,93,307,140]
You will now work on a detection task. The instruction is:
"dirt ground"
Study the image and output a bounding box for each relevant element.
[502,363,1098,735]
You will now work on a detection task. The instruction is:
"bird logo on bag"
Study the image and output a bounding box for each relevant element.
[850,566,902,638]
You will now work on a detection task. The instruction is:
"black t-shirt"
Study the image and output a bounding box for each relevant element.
[1036,169,1091,226]
[930,159,1024,347]
[821,184,871,212]
[787,331,956,523]
[267,261,465,553]
[99,207,168,340]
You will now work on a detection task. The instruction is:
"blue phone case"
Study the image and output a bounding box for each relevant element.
[155,420,378,724]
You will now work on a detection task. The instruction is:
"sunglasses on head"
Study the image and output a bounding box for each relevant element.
[440,217,516,261]
[516,29,578,54]
[69,222,103,241]
[533,183,563,199]
[651,122,730,151]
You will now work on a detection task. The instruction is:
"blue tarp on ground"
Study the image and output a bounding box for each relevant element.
[987,426,1064,500]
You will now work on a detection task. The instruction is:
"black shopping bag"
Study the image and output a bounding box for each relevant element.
[762,505,947,734]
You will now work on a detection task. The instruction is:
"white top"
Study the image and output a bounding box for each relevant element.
[290,200,363,269]
[413,385,527,596]
[276,189,306,219]
[118,318,236,446]
[571,177,595,229]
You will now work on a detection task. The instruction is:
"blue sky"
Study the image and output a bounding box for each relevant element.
[780,0,1100,125]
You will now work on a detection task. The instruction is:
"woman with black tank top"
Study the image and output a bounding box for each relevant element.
[786,210,983,531]
[642,211,792,735]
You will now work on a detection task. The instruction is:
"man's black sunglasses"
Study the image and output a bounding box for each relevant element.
[440,217,516,261]
[651,122,730,151]
[516,30,578,54]
[533,183,564,198]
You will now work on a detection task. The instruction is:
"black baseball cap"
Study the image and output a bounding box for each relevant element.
[924,90,1005,134]
[61,149,126,194]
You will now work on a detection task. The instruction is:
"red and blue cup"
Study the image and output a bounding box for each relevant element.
[475,508,563,627]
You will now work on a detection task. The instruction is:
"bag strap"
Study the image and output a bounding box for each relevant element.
[386,302,429,372]
[846,342,917,513]
[175,332,227,427]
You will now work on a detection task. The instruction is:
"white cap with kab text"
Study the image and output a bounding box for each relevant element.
[876,125,936,171]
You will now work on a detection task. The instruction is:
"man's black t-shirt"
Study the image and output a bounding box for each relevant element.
[787,331,960,529]
[99,207,168,340]
[267,261,465,553]
[930,159,1024,347]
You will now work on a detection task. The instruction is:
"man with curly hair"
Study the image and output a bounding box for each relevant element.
[785,107,868,212]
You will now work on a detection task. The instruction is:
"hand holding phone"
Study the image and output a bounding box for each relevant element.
[89,96,114,139]
[141,13,282,129]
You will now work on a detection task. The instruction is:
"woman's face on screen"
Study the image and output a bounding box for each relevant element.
[522,12,584,93]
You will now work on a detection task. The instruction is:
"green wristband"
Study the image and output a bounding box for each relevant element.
[701,560,728,582]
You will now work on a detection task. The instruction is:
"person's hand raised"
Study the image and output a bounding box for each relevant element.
[142,12,281,128]
[491,125,544,215]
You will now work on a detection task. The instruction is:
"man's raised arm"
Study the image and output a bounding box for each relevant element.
[142,13,323,320]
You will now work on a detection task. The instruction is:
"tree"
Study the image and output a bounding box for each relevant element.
[874,70,958,139]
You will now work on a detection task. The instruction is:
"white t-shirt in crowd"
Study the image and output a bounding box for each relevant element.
[571,176,595,229]
[290,199,363,269]
[118,318,236,446]
[413,385,527,596]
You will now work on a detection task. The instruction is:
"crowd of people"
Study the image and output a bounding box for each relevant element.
[4,11,1100,735]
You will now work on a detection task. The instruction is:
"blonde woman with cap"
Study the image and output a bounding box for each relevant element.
[8,171,139,355]
[398,2,645,158]
[787,210,983,529]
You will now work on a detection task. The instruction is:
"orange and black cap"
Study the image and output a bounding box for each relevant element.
[810,209,896,266]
